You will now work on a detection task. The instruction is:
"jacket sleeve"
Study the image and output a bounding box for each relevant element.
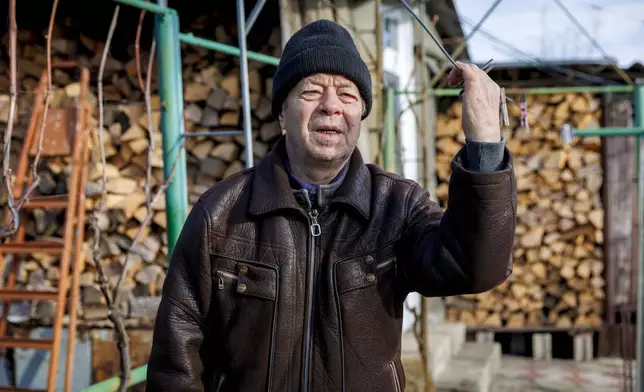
[398,146,517,297]
[146,199,214,392]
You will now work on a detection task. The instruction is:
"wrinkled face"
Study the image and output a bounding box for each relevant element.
[279,73,364,165]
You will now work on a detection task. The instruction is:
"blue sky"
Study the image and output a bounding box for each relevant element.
[452,0,643,68]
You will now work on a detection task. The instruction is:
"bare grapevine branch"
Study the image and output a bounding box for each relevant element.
[0,0,19,239]
[1,0,60,238]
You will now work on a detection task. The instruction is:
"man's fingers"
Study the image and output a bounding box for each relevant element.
[447,64,464,87]
[449,61,498,91]
[460,62,485,83]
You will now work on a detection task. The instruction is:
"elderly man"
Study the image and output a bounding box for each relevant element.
[146,19,516,392]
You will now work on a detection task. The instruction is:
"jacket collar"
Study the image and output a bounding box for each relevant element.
[249,136,372,220]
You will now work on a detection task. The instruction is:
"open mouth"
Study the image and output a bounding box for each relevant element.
[314,126,342,134]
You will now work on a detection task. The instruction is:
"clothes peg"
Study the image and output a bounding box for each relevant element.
[500,88,509,127]
[520,94,529,132]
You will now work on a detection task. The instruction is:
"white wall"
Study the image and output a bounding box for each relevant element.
[381,3,423,333]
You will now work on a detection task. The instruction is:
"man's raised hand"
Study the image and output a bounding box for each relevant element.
[448,61,502,143]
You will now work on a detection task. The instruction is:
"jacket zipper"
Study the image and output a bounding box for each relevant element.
[216,270,239,290]
[388,361,402,392]
[216,373,226,392]
[301,190,321,392]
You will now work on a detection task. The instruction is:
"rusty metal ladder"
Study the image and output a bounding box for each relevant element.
[0,61,92,392]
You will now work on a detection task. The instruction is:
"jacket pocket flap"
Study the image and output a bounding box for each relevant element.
[336,261,372,294]
[237,264,278,301]
[212,255,278,301]
[335,254,397,294]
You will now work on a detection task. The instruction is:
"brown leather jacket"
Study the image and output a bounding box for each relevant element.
[145,136,517,392]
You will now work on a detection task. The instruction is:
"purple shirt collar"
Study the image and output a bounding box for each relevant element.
[285,158,347,195]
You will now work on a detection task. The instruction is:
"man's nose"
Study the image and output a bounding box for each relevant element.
[318,91,343,116]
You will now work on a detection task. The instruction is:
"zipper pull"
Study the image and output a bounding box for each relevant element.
[218,276,224,289]
[309,209,321,237]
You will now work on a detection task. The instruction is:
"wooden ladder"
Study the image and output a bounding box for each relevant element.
[0,61,91,392]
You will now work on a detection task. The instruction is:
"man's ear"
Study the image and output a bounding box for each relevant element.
[278,112,285,131]
[278,101,287,130]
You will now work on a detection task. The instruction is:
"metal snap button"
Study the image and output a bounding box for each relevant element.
[237,283,247,293]
[366,273,376,283]
[365,256,374,265]
[238,265,248,274]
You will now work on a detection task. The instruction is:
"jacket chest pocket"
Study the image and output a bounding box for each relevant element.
[334,253,401,325]
[211,256,279,372]
[334,252,404,358]
[212,257,278,322]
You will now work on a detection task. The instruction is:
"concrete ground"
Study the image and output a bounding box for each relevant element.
[402,355,634,392]
[400,320,633,392]
[488,356,633,392]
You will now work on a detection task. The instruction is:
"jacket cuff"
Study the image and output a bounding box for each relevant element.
[464,137,506,172]
[450,145,515,201]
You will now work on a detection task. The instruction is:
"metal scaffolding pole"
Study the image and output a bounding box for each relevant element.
[635,84,644,392]
[237,0,254,168]
[246,0,267,35]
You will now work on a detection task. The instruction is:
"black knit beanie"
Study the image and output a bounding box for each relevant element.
[271,19,372,120]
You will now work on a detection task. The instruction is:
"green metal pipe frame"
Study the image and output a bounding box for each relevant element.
[179,33,280,66]
[635,84,644,392]
[574,127,644,137]
[78,0,277,388]
[155,9,188,257]
[115,0,281,66]
[113,0,168,14]
[560,83,644,392]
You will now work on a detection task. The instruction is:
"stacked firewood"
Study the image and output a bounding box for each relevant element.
[438,93,605,329]
[0,20,282,327]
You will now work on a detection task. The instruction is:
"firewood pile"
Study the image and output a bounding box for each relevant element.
[0,19,282,327]
[437,93,605,329]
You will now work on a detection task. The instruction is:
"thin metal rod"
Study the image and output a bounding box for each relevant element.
[237,0,254,168]
[398,0,458,67]
[179,33,279,66]
[383,87,395,171]
[429,0,505,86]
[403,85,635,96]
[634,83,644,392]
[183,130,244,137]
[245,0,267,36]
